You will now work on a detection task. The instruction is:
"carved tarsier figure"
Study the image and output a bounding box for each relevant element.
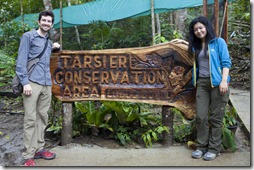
[128,40,195,119]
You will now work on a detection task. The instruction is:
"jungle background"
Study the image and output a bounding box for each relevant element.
[0,0,250,166]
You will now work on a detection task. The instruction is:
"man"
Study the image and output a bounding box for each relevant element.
[15,10,60,166]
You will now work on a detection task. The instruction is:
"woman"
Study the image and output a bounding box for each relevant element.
[188,16,231,161]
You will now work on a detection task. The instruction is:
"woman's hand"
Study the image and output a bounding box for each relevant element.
[219,80,228,95]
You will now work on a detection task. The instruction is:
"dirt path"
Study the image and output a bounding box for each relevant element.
[0,113,24,166]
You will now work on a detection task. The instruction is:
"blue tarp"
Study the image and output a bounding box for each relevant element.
[13,0,232,28]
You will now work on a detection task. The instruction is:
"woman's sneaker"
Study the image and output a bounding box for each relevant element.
[203,152,220,161]
[191,149,206,159]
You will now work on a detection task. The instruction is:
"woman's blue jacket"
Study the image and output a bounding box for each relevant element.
[192,37,232,87]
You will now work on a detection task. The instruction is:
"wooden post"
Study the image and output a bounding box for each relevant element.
[61,102,73,145]
[162,106,174,146]
[221,0,228,43]
[203,0,208,17]
[214,0,219,36]
[60,0,63,50]
[151,0,156,45]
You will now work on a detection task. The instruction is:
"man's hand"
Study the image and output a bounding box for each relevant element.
[23,84,32,96]
[52,42,60,49]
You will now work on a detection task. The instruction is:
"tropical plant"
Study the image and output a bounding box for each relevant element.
[0,51,16,87]
[224,104,238,127]
[73,101,169,147]
[46,96,63,135]
[141,125,169,147]
[221,125,237,152]
[221,104,238,152]
[171,107,195,143]
[74,101,113,135]
[115,126,132,146]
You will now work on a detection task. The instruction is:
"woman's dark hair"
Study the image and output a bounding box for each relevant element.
[38,10,55,24]
[188,16,216,56]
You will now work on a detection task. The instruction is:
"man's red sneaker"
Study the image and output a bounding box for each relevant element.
[24,159,35,166]
[34,149,56,160]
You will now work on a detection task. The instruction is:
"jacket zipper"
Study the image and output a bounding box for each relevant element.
[208,44,214,88]
[193,53,196,87]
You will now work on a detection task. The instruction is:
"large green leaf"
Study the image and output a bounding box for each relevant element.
[222,127,237,152]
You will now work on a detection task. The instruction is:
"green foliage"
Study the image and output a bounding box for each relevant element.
[115,126,132,146]
[0,51,16,87]
[221,104,238,152]
[61,16,152,51]
[102,101,140,125]
[222,126,237,152]
[47,116,63,134]
[47,96,63,135]
[74,101,169,147]
[141,125,169,147]
[228,0,250,46]
[224,104,238,127]
[0,21,24,56]
[171,108,195,143]
[74,101,113,134]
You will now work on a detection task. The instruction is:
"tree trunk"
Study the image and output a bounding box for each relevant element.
[43,0,53,10]
[156,13,161,43]
[75,26,82,50]
[174,9,187,38]
[43,0,55,39]
[67,0,82,50]
[20,0,24,30]
[214,0,219,36]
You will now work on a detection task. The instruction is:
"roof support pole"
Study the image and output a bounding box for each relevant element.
[60,0,63,50]
[151,0,156,45]
[214,0,219,36]
[220,0,228,43]
[203,0,208,17]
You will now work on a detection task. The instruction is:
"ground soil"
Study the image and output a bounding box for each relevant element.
[0,46,250,166]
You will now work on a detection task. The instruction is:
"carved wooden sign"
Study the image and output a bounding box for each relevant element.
[50,40,196,119]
